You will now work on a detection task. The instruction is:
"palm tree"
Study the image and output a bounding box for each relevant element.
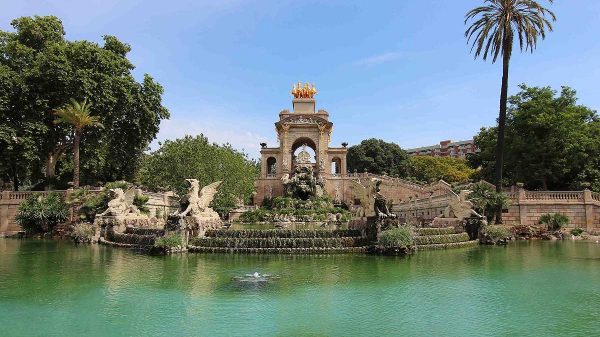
[465,0,555,223]
[54,98,103,187]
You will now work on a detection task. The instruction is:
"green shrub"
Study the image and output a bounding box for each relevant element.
[570,228,584,236]
[16,193,68,233]
[379,227,414,249]
[154,233,183,249]
[483,225,510,241]
[71,223,95,243]
[539,213,569,230]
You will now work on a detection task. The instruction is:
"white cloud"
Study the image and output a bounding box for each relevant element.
[151,113,275,159]
[354,52,403,67]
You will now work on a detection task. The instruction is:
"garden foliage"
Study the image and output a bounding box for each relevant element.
[379,227,414,249]
[15,192,68,233]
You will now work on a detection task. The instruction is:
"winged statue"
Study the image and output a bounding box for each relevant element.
[440,190,482,221]
[174,179,222,220]
[348,178,378,218]
[97,187,142,217]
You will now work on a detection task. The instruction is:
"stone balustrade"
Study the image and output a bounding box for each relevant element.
[524,191,584,201]
[390,185,600,230]
[0,189,178,236]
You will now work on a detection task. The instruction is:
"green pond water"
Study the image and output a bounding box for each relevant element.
[1,239,600,337]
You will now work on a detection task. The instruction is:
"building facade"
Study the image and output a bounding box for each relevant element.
[255,90,349,205]
[406,139,479,158]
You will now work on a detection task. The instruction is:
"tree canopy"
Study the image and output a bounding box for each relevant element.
[346,138,409,177]
[0,15,169,189]
[136,135,259,216]
[407,156,475,184]
[469,84,600,191]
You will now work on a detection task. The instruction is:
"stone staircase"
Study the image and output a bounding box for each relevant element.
[413,227,478,250]
[188,229,368,254]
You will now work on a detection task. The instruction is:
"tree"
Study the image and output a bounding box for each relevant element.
[465,182,509,221]
[407,156,475,184]
[0,16,169,189]
[54,98,103,187]
[469,85,600,192]
[465,0,556,222]
[136,135,259,216]
[347,138,409,177]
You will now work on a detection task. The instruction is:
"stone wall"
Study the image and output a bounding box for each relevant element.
[0,189,179,236]
[392,185,600,230]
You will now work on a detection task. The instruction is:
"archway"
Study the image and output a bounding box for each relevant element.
[290,137,317,172]
[331,157,342,176]
[266,157,277,176]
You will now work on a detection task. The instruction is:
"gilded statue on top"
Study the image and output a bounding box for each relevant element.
[291,82,317,99]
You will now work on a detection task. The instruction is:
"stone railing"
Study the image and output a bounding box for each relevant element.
[524,191,584,201]
[0,189,178,235]
[391,185,600,230]
[393,194,452,212]
[349,172,426,192]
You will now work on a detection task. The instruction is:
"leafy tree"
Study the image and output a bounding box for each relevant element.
[0,15,169,189]
[347,138,409,177]
[465,0,556,222]
[470,85,600,192]
[54,99,103,187]
[15,192,68,233]
[465,182,509,221]
[407,156,475,184]
[136,135,259,216]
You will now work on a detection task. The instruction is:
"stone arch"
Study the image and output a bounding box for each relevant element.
[266,157,277,175]
[291,137,317,153]
[331,157,342,175]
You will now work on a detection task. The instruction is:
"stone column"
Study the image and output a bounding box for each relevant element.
[0,191,10,233]
[583,189,594,231]
[517,184,527,225]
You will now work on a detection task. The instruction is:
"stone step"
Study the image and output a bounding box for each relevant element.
[188,246,367,254]
[416,240,479,251]
[190,236,368,249]
[205,229,363,239]
[413,227,463,236]
[413,232,471,245]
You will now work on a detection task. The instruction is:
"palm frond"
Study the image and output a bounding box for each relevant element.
[54,98,103,131]
[465,0,555,63]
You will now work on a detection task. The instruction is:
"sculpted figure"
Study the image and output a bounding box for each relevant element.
[348,178,378,218]
[98,188,142,217]
[443,190,482,220]
[349,178,395,219]
[173,179,222,220]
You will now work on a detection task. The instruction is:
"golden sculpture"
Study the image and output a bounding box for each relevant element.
[291,82,317,98]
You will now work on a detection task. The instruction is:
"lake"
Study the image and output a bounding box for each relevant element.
[1,238,599,336]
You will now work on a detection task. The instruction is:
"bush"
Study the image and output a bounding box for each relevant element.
[483,225,510,242]
[570,228,584,236]
[16,193,68,234]
[154,233,183,249]
[71,223,95,243]
[539,213,569,231]
[379,227,414,249]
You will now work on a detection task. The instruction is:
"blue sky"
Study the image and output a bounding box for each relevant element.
[2,0,600,158]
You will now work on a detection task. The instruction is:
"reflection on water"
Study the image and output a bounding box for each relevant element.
[1,239,600,336]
